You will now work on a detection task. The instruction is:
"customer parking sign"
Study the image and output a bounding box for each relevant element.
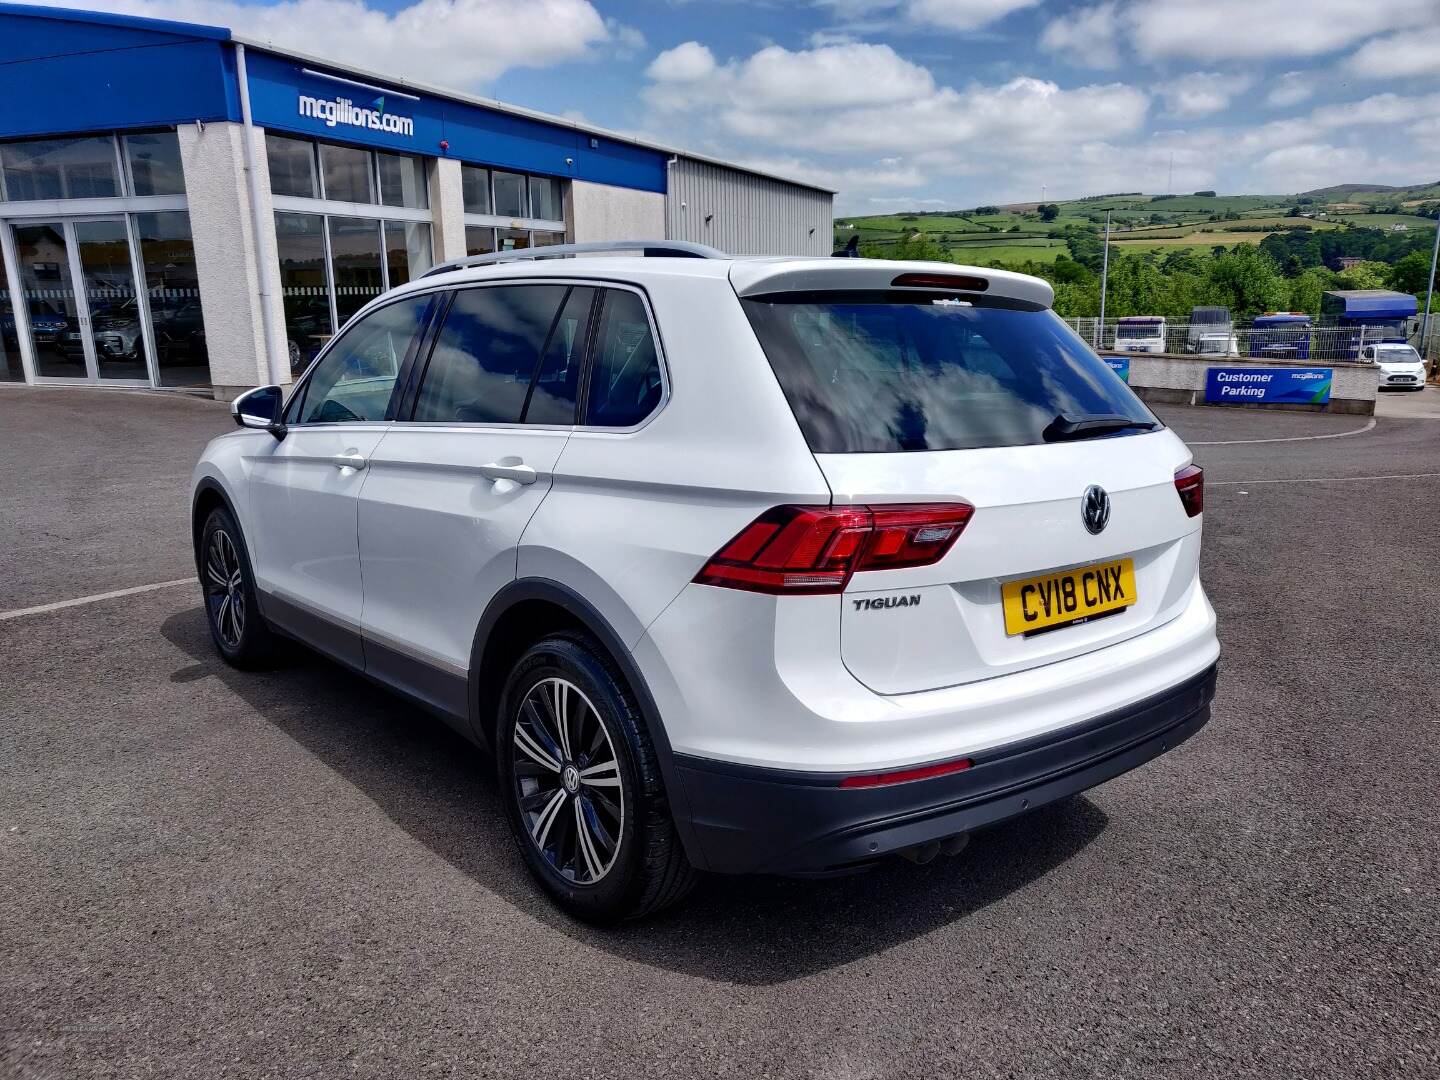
[1205,367,1333,405]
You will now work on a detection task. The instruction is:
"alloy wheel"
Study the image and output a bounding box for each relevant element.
[511,677,625,885]
[203,529,246,649]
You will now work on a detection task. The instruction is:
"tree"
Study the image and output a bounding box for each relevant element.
[1288,266,1336,314]
[1334,260,1390,290]
[1203,245,1289,318]
[1388,250,1433,294]
[1038,203,1060,222]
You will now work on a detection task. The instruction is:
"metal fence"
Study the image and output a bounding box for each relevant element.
[1070,319,1434,364]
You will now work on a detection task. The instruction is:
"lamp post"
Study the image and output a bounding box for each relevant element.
[1424,212,1439,371]
[1096,210,1111,349]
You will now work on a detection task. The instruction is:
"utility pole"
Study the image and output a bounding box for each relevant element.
[1424,211,1440,371]
[1096,210,1112,348]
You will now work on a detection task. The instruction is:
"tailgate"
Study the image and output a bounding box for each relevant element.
[820,429,1201,695]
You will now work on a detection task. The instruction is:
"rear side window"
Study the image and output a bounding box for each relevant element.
[296,294,429,424]
[585,289,662,427]
[414,285,572,424]
[742,292,1157,453]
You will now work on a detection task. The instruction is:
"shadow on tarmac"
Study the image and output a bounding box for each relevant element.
[162,605,1107,987]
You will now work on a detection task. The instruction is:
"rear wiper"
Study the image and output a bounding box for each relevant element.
[1042,413,1159,442]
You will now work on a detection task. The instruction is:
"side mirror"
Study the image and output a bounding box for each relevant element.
[232,385,287,440]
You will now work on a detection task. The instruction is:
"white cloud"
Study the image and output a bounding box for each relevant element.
[1250,143,1382,192]
[1039,1,1121,68]
[1311,91,1440,129]
[902,0,1043,31]
[1158,72,1253,117]
[1044,0,1440,67]
[20,0,616,86]
[1344,26,1440,78]
[1266,72,1316,109]
[646,41,717,82]
[816,0,1042,32]
[645,42,1148,156]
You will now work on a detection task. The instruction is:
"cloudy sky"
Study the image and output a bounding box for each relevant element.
[46,0,1440,211]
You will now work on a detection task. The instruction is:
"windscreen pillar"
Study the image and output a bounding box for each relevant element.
[178,122,288,400]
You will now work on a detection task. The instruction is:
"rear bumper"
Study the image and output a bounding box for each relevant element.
[673,663,1217,875]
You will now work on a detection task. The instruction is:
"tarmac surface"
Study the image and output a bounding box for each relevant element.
[2,384,1437,1079]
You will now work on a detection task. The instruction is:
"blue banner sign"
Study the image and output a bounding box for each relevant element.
[1102,356,1131,382]
[1205,366,1333,405]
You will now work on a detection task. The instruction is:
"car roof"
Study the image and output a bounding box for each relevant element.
[395,255,1055,309]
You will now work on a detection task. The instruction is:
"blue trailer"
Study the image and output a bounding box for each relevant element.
[1320,290,1417,358]
[1249,312,1312,360]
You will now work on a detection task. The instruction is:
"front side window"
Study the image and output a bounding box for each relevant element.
[298,295,429,423]
[413,285,570,424]
[743,293,1157,453]
[585,289,662,427]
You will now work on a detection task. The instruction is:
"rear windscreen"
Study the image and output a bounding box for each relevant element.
[742,291,1158,453]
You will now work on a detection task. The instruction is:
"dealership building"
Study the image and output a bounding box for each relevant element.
[0,3,834,398]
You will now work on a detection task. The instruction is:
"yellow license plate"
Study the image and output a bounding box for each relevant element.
[1001,558,1136,636]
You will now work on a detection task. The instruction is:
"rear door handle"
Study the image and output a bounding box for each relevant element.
[330,453,368,471]
[479,460,537,485]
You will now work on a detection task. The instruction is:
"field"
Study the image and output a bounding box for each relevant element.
[836,185,1436,265]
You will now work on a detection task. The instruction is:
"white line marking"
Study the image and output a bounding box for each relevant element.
[0,579,192,622]
[1190,418,1376,446]
[1211,472,1440,487]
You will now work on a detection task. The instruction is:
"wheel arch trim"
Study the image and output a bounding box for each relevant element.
[468,577,702,861]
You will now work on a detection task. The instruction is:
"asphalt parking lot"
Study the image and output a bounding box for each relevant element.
[2,384,1438,1079]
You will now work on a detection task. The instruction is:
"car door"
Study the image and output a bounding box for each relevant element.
[246,292,435,667]
[357,281,595,718]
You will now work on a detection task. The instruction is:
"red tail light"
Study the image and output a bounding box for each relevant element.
[695,503,974,595]
[1174,464,1204,517]
[839,757,973,788]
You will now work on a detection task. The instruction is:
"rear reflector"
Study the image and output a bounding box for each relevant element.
[1174,464,1204,517]
[695,503,974,595]
[891,272,989,292]
[839,757,974,788]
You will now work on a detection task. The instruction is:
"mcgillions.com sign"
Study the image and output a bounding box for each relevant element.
[1204,366,1333,405]
[298,94,414,136]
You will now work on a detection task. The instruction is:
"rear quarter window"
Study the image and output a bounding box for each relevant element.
[742,291,1157,453]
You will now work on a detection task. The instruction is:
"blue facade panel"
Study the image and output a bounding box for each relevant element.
[244,51,667,193]
[0,3,667,193]
[0,6,238,138]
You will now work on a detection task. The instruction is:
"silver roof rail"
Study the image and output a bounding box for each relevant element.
[423,240,728,278]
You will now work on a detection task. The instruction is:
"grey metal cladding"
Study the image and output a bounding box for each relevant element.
[665,158,833,257]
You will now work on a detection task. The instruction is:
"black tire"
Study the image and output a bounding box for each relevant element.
[497,632,697,923]
[198,507,275,669]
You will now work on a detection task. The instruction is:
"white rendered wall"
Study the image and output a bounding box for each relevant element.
[569,180,665,244]
[429,156,467,263]
[178,121,287,399]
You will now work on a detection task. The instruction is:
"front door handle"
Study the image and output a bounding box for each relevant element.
[479,459,537,485]
[330,453,368,471]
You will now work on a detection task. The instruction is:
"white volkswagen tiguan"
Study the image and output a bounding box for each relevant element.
[192,243,1219,922]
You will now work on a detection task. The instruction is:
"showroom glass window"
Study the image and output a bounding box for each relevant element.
[133,211,210,388]
[266,135,433,370]
[460,163,568,253]
[123,132,185,196]
[0,136,120,200]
